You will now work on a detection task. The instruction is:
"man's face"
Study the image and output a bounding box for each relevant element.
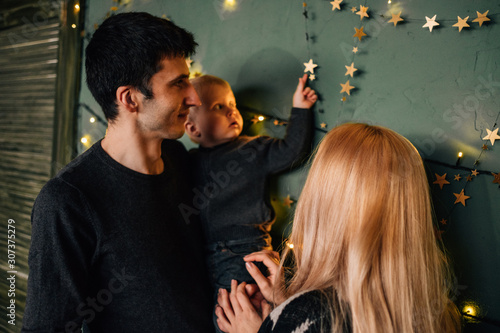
[137,57,200,139]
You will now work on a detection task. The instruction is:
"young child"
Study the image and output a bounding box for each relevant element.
[184,73,317,329]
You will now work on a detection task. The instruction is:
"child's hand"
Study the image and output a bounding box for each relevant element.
[293,73,318,109]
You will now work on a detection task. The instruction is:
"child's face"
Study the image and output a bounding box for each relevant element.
[194,84,243,148]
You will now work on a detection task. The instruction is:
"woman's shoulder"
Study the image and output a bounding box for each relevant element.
[258,290,332,333]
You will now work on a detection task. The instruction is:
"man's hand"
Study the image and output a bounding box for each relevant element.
[292,74,318,109]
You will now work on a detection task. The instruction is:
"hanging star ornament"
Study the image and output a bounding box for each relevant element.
[356,5,369,20]
[309,74,316,81]
[340,80,355,95]
[320,122,327,128]
[453,189,470,206]
[482,128,500,145]
[283,195,294,208]
[351,6,357,13]
[345,62,358,77]
[330,0,342,11]
[471,169,479,176]
[388,11,404,26]
[492,172,500,184]
[303,59,318,74]
[454,174,462,181]
[453,16,470,32]
[353,27,367,41]
[423,15,440,32]
[352,46,359,53]
[433,173,450,190]
[440,218,447,225]
[473,11,490,27]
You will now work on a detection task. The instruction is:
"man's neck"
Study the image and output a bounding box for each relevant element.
[101,126,164,175]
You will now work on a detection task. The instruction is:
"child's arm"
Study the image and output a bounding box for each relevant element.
[293,73,318,109]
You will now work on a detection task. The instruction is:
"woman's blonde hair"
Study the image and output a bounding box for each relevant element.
[280,123,461,333]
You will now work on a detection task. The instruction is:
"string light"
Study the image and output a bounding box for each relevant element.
[80,137,88,144]
[455,151,463,166]
[463,305,477,317]
[286,242,294,249]
[74,4,80,10]
[90,117,96,123]
[257,115,265,122]
[388,0,392,4]
[71,24,76,29]
[223,0,237,11]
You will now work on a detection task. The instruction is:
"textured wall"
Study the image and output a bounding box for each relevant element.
[77,1,500,331]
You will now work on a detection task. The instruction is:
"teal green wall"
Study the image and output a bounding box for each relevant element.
[77,1,500,331]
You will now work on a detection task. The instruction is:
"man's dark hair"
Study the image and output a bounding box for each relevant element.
[85,12,197,121]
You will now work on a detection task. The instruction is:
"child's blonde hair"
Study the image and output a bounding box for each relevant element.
[280,123,461,333]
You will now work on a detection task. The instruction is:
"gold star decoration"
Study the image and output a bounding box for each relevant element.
[453,189,470,207]
[466,175,473,182]
[320,122,327,129]
[423,15,440,32]
[283,195,294,208]
[440,218,447,225]
[340,80,355,95]
[482,144,489,150]
[472,11,490,27]
[388,11,404,27]
[330,0,342,11]
[471,169,479,176]
[482,128,500,145]
[351,6,357,13]
[454,174,462,181]
[352,46,359,53]
[492,172,500,184]
[273,119,280,126]
[345,62,358,77]
[433,173,450,189]
[453,16,470,32]
[309,74,316,81]
[356,5,369,20]
[353,27,367,41]
[341,96,347,102]
[303,59,318,74]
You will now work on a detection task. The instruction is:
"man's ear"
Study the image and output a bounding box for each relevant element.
[116,86,140,112]
[184,120,201,138]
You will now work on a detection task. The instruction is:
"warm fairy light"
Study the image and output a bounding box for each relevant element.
[90,117,96,123]
[71,24,76,29]
[458,152,463,158]
[286,242,294,249]
[463,304,478,317]
[80,137,88,144]
[258,115,265,122]
[388,0,392,4]
[224,0,237,11]
[75,4,80,10]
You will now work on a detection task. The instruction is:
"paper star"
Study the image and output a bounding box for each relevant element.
[454,174,462,181]
[423,15,440,32]
[352,46,359,53]
[433,173,450,189]
[351,7,357,13]
[482,144,488,150]
[273,119,280,126]
[356,5,369,20]
[388,11,404,26]
[341,96,346,102]
[340,80,355,95]
[453,16,470,32]
[466,175,473,182]
[330,0,342,11]
[471,169,479,176]
[483,128,500,145]
[283,195,294,208]
[309,74,316,81]
[345,62,358,77]
[353,27,367,41]
[453,189,470,206]
[185,57,193,68]
[434,227,445,240]
[320,122,327,128]
[303,59,318,74]
[492,172,500,184]
[440,218,447,225]
[472,11,490,27]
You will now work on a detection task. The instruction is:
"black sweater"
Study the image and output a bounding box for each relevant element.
[22,140,214,332]
[188,108,313,244]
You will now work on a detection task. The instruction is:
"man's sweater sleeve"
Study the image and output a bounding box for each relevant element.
[22,179,97,332]
[257,107,313,174]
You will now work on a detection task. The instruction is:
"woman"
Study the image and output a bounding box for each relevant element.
[216,123,461,333]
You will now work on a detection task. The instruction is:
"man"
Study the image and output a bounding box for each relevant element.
[22,12,214,332]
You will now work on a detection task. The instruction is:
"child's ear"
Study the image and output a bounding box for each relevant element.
[185,121,201,138]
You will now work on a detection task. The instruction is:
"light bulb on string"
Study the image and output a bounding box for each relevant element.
[456,151,463,166]
[258,115,265,122]
[90,117,96,123]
